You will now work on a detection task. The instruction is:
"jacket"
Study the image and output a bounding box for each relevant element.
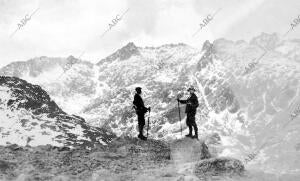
[133,93,148,115]
[179,93,199,114]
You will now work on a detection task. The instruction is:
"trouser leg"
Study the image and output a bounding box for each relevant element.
[138,124,144,136]
[137,114,145,136]
[193,123,198,136]
[188,125,193,135]
[186,116,193,136]
[189,114,198,139]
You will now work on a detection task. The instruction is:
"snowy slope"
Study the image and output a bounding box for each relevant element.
[0,76,115,148]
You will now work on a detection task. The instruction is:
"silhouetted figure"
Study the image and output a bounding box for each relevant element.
[177,86,199,139]
[133,87,150,140]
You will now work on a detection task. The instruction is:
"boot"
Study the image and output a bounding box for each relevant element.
[138,124,145,140]
[138,134,147,140]
[192,134,198,140]
[185,134,192,137]
[141,135,147,141]
[192,127,198,140]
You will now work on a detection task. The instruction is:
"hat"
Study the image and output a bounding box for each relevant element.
[135,87,142,91]
[187,86,196,91]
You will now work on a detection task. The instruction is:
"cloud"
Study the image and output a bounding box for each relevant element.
[0,0,299,67]
[216,0,266,38]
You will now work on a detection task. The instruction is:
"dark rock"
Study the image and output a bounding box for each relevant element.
[0,160,15,173]
[44,144,54,151]
[194,157,244,178]
[7,144,22,151]
[58,146,71,152]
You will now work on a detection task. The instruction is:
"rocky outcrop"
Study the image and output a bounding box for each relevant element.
[0,135,246,180]
[169,137,244,180]
[0,76,63,116]
[0,138,172,181]
[110,137,171,161]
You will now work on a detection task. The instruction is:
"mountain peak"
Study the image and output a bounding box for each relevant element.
[97,42,140,65]
[67,55,76,60]
[66,55,80,65]
[201,40,213,51]
[123,42,137,50]
[250,32,280,50]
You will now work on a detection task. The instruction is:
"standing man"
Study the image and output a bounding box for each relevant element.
[177,86,199,139]
[133,87,150,140]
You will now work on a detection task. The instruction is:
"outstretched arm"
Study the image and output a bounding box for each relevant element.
[177,99,188,104]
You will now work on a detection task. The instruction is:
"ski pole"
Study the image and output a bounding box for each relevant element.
[177,100,183,137]
[147,108,151,138]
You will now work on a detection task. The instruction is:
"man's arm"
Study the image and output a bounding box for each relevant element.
[133,94,138,106]
[133,95,149,112]
[177,99,188,104]
[190,95,199,108]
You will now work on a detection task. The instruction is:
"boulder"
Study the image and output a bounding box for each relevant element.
[194,157,244,178]
[170,138,211,163]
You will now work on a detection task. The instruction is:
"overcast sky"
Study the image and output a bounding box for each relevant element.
[0,0,299,67]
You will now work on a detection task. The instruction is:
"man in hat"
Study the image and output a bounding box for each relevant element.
[177,86,199,139]
[133,87,150,140]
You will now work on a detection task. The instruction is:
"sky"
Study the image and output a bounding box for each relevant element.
[0,0,299,67]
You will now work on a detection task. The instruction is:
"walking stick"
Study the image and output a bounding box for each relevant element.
[147,108,151,138]
[177,100,183,137]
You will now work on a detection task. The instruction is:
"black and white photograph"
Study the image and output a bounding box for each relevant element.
[0,0,300,180]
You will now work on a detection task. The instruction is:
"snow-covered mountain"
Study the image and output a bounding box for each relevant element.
[1,33,300,175]
[194,34,300,174]
[0,76,115,148]
[0,42,204,136]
